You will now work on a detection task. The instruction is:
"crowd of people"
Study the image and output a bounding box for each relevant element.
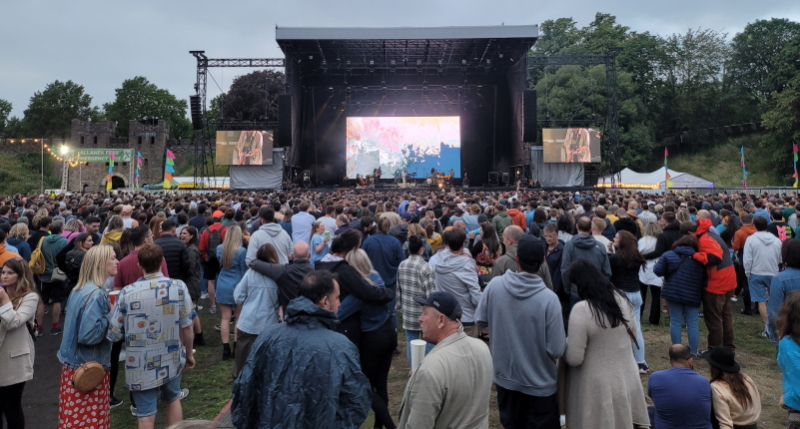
[0,186,798,428]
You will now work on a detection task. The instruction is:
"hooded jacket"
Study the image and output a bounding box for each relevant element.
[560,233,611,295]
[743,231,782,277]
[0,243,21,267]
[6,237,31,262]
[614,218,641,239]
[153,234,189,282]
[654,246,706,307]
[230,296,372,429]
[475,271,565,396]
[492,211,513,236]
[546,241,565,294]
[42,234,67,276]
[507,209,526,230]
[247,222,293,266]
[431,250,482,323]
[732,224,756,251]
[695,219,736,294]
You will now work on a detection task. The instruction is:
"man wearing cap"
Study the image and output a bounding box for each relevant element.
[398,291,493,429]
[475,235,565,428]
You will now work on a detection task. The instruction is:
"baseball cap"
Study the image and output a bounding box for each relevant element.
[212,210,225,218]
[517,234,546,266]
[477,214,489,224]
[401,212,414,221]
[414,291,463,321]
[647,201,655,206]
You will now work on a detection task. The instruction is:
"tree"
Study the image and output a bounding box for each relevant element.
[219,70,285,122]
[729,18,800,101]
[21,80,100,138]
[0,99,11,137]
[103,76,192,139]
[761,35,800,168]
[579,13,629,55]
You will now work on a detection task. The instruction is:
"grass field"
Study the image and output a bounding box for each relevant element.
[110,294,789,428]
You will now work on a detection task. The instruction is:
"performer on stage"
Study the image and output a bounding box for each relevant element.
[373,167,382,181]
[237,131,263,165]
[402,168,408,187]
[357,174,366,187]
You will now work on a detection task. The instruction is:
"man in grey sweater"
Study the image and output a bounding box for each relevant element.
[560,216,611,301]
[246,206,293,265]
[430,228,482,334]
[476,235,566,429]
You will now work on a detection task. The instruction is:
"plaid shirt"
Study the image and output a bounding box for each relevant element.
[397,254,436,331]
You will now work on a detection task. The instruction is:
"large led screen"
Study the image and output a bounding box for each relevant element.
[346,117,461,179]
[215,130,274,165]
[542,128,601,163]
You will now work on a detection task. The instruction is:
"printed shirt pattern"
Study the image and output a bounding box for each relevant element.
[108,273,194,391]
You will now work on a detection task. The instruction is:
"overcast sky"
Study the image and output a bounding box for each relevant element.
[2,0,799,119]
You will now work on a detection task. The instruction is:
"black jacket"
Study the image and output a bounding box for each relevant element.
[314,259,394,346]
[642,222,682,260]
[153,234,189,282]
[609,254,644,293]
[613,218,641,239]
[250,259,315,308]
[389,224,408,245]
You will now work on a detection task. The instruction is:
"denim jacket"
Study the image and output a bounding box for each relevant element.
[337,271,390,332]
[57,283,112,369]
[769,268,800,342]
[233,269,281,335]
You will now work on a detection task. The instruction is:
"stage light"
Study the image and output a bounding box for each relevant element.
[487,60,491,65]
[309,55,314,59]
[369,60,374,65]
[499,53,504,58]
[390,60,396,65]
[60,145,69,155]
[417,60,422,65]
[462,60,467,65]
[328,87,334,91]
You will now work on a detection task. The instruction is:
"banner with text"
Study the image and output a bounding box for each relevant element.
[69,149,134,163]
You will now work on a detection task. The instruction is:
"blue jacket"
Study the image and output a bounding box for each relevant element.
[545,241,564,294]
[6,237,31,262]
[231,296,372,429]
[337,271,390,332]
[361,232,404,285]
[769,268,800,341]
[58,284,112,369]
[216,245,247,293]
[653,246,706,307]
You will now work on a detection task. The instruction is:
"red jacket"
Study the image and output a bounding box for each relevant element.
[507,209,526,230]
[694,219,736,294]
[199,223,227,262]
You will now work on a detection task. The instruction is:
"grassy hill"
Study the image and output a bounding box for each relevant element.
[645,135,786,188]
[0,153,61,196]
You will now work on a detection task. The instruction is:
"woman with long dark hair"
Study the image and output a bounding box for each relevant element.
[470,222,502,286]
[608,230,648,373]
[557,214,574,243]
[180,225,205,346]
[0,259,39,429]
[562,259,649,429]
[704,346,761,429]
[65,232,94,294]
[639,222,664,325]
[776,291,800,428]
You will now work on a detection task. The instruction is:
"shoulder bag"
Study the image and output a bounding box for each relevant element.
[71,288,105,392]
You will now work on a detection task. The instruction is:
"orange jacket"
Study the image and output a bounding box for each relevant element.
[507,209,526,230]
[694,219,737,294]
[0,244,21,266]
[732,224,756,251]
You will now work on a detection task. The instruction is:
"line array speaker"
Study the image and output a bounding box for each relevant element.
[189,95,203,130]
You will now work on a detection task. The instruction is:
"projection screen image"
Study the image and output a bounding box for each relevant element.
[346,116,461,179]
[215,130,274,166]
[542,128,602,163]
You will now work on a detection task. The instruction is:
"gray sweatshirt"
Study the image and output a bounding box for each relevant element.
[431,250,482,323]
[743,231,782,277]
[475,271,565,396]
[246,222,293,266]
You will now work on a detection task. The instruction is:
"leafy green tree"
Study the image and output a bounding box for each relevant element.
[103,76,192,139]
[579,13,629,55]
[21,80,100,138]
[729,18,800,101]
[219,70,285,121]
[761,35,800,169]
[0,99,11,137]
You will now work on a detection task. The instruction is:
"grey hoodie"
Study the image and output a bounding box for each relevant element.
[475,271,565,396]
[246,222,293,266]
[743,231,782,277]
[560,233,612,295]
[431,250,482,323]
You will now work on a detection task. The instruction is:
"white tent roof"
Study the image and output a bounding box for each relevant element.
[598,167,714,189]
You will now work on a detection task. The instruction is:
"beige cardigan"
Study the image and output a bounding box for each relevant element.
[0,292,38,386]
[711,374,761,429]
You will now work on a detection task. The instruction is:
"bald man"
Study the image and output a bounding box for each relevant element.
[248,241,314,308]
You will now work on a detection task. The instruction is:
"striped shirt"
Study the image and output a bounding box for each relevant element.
[397,254,436,331]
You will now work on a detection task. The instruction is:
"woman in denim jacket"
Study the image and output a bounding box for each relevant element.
[57,245,118,429]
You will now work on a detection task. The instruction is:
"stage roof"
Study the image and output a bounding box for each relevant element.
[276,25,538,75]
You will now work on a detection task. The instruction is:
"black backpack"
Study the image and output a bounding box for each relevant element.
[207,227,223,261]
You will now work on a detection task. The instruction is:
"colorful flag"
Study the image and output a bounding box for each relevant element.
[163,149,178,188]
[664,147,671,189]
[741,146,747,190]
[794,143,799,188]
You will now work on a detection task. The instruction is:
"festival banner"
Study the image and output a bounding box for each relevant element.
[106,152,116,191]
[794,143,798,188]
[135,151,143,189]
[741,146,747,190]
[69,148,134,163]
[163,149,177,189]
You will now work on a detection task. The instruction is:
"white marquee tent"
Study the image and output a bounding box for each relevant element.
[598,167,714,189]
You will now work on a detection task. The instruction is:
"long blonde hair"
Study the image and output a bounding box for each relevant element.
[2,259,36,309]
[345,249,375,283]
[221,225,242,269]
[32,208,49,229]
[74,245,115,291]
[106,215,124,232]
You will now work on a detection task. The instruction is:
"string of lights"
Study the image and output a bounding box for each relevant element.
[43,143,81,167]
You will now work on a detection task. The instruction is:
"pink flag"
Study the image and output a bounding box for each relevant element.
[109,152,116,160]
[664,147,668,157]
[166,149,176,159]
[794,143,798,153]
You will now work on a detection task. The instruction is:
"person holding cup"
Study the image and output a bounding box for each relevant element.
[310,221,331,263]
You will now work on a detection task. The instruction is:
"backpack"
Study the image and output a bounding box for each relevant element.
[29,237,46,275]
[206,227,223,261]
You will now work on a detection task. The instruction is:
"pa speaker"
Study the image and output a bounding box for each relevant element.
[277,94,292,147]
[189,95,203,130]
[523,89,537,142]
[488,171,499,186]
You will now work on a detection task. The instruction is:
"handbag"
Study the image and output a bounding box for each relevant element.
[29,237,46,275]
[71,288,105,392]
[52,267,68,282]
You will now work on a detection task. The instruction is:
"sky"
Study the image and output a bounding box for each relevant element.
[2,0,799,119]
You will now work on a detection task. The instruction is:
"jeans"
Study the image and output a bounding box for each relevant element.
[668,301,700,354]
[200,263,208,294]
[624,291,646,365]
[386,281,398,330]
[404,329,434,367]
[0,382,25,429]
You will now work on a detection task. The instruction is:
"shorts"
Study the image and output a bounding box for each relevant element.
[203,258,220,281]
[748,274,772,303]
[130,375,183,418]
[39,277,67,304]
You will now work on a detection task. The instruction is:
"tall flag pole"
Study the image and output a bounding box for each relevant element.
[664,147,673,190]
[164,149,177,189]
[135,151,142,189]
[106,152,116,191]
[741,146,747,190]
[793,143,798,188]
